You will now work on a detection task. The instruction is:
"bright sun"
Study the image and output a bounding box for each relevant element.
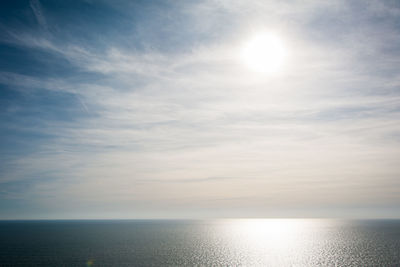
[242,33,286,74]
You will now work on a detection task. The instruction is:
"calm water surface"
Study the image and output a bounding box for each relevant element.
[0,219,399,266]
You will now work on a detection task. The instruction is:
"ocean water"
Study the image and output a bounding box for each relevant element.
[0,219,399,266]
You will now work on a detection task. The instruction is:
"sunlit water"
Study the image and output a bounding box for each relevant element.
[1,219,400,266]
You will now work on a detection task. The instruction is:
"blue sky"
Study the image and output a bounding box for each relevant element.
[1,0,400,219]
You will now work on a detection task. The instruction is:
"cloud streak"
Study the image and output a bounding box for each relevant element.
[29,0,48,31]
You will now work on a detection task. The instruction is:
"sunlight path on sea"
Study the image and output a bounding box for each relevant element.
[217,219,343,266]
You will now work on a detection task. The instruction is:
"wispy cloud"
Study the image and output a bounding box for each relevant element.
[0,0,400,218]
[29,0,48,31]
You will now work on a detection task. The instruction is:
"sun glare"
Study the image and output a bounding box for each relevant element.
[242,33,286,74]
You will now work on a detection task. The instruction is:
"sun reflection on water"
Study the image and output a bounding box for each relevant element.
[221,219,326,266]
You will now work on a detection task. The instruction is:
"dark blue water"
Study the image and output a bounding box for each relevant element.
[0,219,399,266]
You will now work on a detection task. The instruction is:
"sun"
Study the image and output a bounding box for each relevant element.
[241,32,286,74]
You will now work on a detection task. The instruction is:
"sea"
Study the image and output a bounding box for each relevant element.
[0,219,399,266]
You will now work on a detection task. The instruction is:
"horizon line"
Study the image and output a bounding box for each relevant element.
[1,217,400,221]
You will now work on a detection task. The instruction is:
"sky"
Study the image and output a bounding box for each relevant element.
[0,0,400,219]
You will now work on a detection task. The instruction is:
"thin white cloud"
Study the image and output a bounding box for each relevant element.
[29,0,48,31]
[1,0,400,218]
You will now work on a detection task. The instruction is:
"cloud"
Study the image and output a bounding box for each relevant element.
[1,0,400,218]
[29,0,48,31]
